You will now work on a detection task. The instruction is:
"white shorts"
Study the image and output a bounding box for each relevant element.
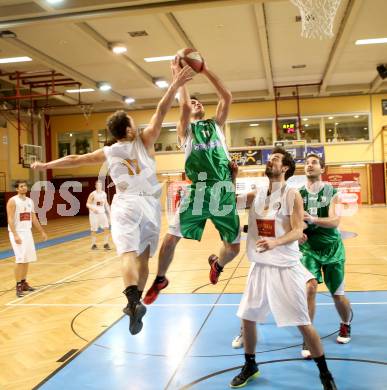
[89,212,110,232]
[237,262,314,327]
[111,194,161,257]
[9,231,37,264]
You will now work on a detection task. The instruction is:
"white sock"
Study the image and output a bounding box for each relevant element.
[91,236,97,245]
[104,235,109,245]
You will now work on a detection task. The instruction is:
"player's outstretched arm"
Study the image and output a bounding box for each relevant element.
[202,63,232,127]
[173,58,192,146]
[141,64,194,149]
[31,149,105,170]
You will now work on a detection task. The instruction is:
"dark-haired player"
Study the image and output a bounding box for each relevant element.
[32,64,193,335]
[299,153,352,359]
[230,148,337,390]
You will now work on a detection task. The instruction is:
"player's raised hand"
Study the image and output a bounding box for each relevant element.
[171,64,194,88]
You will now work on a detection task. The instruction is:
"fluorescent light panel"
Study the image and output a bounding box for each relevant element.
[355,38,387,45]
[0,56,32,64]
[144,55,175,63]
[66,88,95,93]
[155,80,169,89]
[124,97,135,104]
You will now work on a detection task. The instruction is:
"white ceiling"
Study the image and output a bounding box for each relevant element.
[0,0,386,113]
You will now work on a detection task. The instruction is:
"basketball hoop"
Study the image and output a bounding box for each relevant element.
[81,104,93,125]
[290,0,341,39]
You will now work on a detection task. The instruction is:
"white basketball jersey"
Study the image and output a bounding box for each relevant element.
[90,190,107,214]
[247,185,301,267]
[8,195,34,232]
[103,137,160,197]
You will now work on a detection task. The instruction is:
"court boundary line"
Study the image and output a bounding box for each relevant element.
[6,301,387,308]
[1,254,118,312]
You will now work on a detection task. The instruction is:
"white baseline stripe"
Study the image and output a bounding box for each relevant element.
[6,302,387,308]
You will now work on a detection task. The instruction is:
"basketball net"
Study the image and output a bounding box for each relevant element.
[81,104,93,126]
[290,0,341,39]
[41,106,52,135]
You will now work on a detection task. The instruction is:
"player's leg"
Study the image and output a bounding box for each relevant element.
[136,245,150,300]
[143,233,180,304]
[323,261,352,343]
[208,188,240,284]
[230,264,267,388]
[89,213,98,249]
[298,325,337,390]
[121,250,146,335]
[301,250,323,358]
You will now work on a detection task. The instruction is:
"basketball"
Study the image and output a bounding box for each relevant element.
[176,48,204,73]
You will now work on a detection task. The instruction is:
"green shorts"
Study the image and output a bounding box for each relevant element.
[300,239,346,295]
[168,182,240,243]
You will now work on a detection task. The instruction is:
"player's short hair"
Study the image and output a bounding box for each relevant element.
[271,147,296,180]
[190,96,201,103]
[14,180,27,189]
[306,153,325,169]
[106,110,131,140]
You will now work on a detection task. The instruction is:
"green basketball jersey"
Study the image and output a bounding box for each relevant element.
[183,119,231,184]
[299,183,341,249]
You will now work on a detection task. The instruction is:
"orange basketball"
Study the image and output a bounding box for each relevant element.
[176,48,204,73]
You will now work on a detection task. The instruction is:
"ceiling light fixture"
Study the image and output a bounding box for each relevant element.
[66,88,95,93]
[154,79,169,89]
[123,96,135,104]
[110,43,127,54]
[144,55,175,63]
[355,38,387,45]
[249,123,259,127]
[328,116,334,120]
[0,56,32,64]
[46,0,64,4]
[354,115,359,118]
[97,82,112,91]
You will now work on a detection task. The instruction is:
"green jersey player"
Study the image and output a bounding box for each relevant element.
[300,153,352,359]
[144,58,240,304]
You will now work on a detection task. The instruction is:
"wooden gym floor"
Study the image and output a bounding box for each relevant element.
[0,206,386,389]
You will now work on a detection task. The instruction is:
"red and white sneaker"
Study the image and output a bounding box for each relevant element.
[143,277,169,305]
[22,281,36,292]
[208,255,223,285]
[337,323,351,344]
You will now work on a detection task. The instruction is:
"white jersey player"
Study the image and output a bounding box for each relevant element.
[86,181,111,250]
[31,64,194,335]
[7,180,47,297]
[229,148,337,390]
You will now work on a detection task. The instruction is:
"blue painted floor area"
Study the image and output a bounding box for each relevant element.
[0,228,107,260]
[38,292,387,390]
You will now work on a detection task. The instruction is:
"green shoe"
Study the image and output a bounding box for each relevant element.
[230,363,260,388]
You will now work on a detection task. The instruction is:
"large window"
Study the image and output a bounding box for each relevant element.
[300,117,321,143]
[154,124,180,152]
[58,130,93,157]
[229,120,273,147]
[98,129,114,148]
[324,114,370,143]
